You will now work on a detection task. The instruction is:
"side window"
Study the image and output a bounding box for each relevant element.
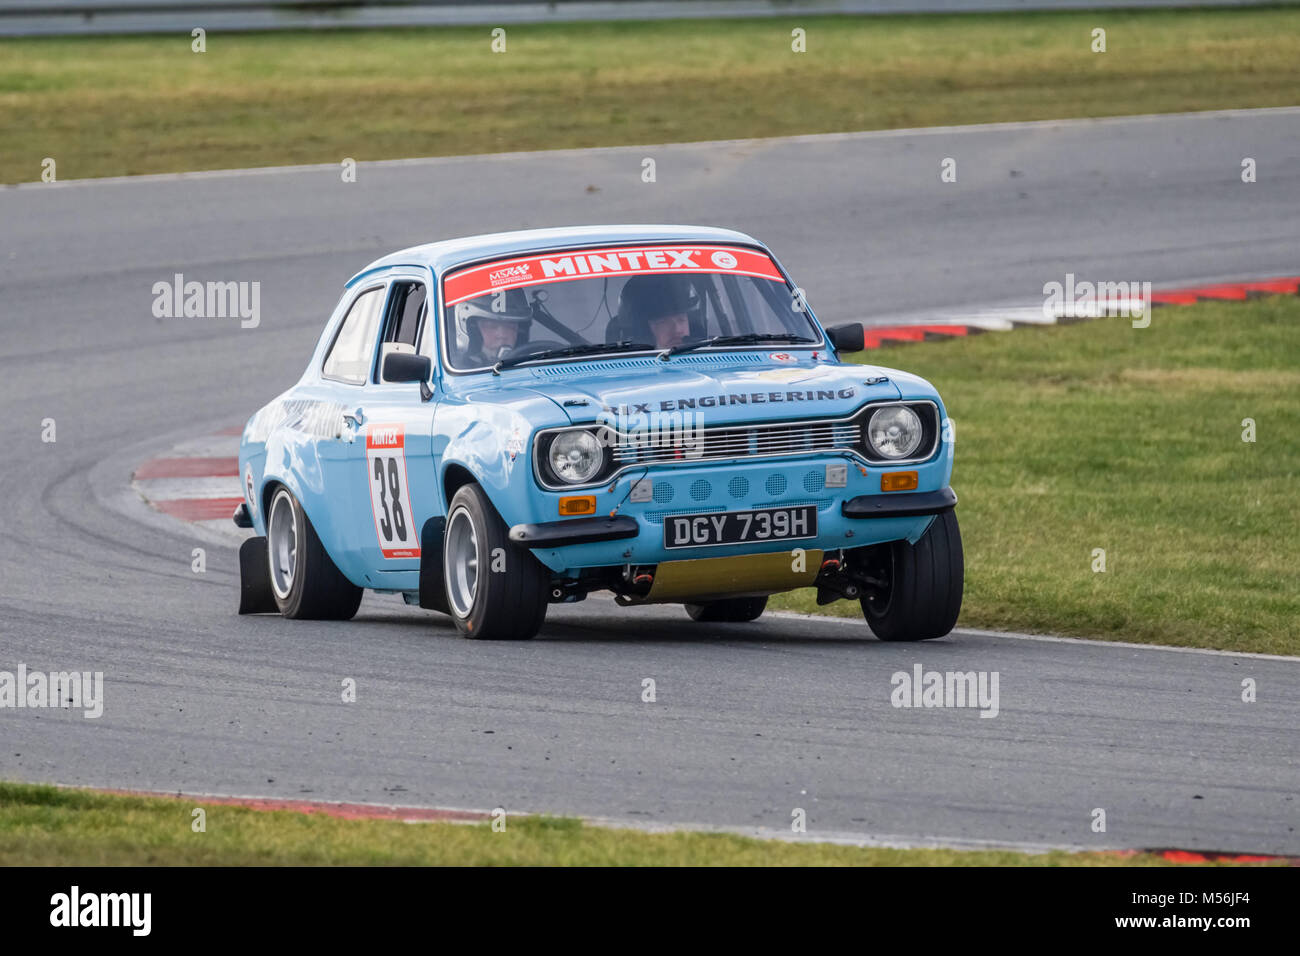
[322,286,385,385]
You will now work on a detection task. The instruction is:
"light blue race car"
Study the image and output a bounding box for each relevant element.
[235,225,962,641]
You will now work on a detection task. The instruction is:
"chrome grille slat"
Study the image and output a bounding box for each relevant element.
[613,441,835,458]
[613,432,844,451]
[609,417,860,464]
[616,425,845,442]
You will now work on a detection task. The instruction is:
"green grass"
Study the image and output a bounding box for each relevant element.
[0,782,1257,866]
[771,296,1300,656]
[3,8,1300,182]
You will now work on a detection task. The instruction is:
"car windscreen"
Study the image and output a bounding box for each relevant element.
[440,244,821,371]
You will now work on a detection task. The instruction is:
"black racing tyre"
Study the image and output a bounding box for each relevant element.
[685,596,768,623]
[861,509,963,642]
[266,486,363,621]
[443,483,549,640]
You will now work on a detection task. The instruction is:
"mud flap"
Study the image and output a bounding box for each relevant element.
[238,536,278,614]
[418,516,449,614]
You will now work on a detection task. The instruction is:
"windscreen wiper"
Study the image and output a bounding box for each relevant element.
[663,332,816,358]
[493,340,654,373]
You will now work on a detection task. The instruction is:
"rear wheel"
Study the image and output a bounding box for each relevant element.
[444,483,549,640]
[685,596,768,623]
[266,486,362,620]
[860,509,963,641]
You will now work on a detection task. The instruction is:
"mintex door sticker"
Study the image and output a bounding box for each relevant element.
[366,424,420,559]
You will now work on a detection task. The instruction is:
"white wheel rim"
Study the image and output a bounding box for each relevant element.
[444,506,479,618]
[268,491,298,600]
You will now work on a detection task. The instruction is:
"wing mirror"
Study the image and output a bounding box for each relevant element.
[382,352,433,401]
[826,323,865,353]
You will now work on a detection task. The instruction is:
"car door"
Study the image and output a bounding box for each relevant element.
[345,273,440,591]
[310,281,390,583]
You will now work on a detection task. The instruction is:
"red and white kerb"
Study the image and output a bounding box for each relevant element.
[442,245,785,306]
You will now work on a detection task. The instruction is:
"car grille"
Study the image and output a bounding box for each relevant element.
[609,417,861,466]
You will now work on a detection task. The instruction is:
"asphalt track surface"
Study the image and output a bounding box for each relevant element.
[2,108,1299,854]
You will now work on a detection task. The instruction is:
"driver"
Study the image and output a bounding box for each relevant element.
[617,275,693,350]
[453,292,532,367]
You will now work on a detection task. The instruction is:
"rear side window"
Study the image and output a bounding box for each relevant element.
[323,287,385,385]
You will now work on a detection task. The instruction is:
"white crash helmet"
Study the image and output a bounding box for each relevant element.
[453,291,533,360]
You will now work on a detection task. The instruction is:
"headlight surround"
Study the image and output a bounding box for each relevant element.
[865,404,925,460]
[540,428,609,486]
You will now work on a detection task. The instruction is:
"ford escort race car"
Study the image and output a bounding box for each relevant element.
[235,225,962,641]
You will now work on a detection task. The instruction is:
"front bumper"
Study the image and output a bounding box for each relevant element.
[510,515,639,547]
[841,487,957,519]
[508,448,955,573]
[513,488,957,550]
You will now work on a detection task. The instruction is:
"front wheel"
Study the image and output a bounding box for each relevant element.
[685,596,768,623]
[443,483,549,640]
[860,509,963,642]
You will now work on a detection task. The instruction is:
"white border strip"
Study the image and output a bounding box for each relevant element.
[60,784,1111,856]
[767,610,1300,662]
[8,105,1300,190]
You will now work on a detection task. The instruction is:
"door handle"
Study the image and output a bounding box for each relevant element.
[343,408,366,429]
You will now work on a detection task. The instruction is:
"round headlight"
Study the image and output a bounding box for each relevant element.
[549,430,604,484]
[866,406,923,460]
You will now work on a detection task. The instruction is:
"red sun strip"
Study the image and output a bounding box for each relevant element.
[443,244,784,306]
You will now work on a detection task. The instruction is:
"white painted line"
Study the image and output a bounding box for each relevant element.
[948,315,1016,331]
[577,815,1102,855]
[957,626,1300,663]
[132,476,243,500]
[63,784,1108,856]
[9,106,1300,190]
[992,307,1060,325]
[767,611,1300,662]
[170,434,242,458]
[862,277,1299,332]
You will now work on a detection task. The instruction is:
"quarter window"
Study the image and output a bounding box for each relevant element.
[323,287,385,385]
[385,281,427,348]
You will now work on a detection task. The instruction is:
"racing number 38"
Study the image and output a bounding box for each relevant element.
[366,424,420,559]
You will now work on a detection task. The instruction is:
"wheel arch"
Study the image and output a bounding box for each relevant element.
[260,477,288,527]
[258,474,363,590]
[442,462,478,509]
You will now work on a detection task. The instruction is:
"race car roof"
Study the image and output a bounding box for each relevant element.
[345,224,765,288]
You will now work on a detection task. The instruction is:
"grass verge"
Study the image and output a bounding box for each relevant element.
[3,8,1300,182]
[0,782,1259,865]
[771,295,1300,656]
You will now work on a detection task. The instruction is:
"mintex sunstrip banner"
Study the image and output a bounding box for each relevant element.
[443,245,785,306]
